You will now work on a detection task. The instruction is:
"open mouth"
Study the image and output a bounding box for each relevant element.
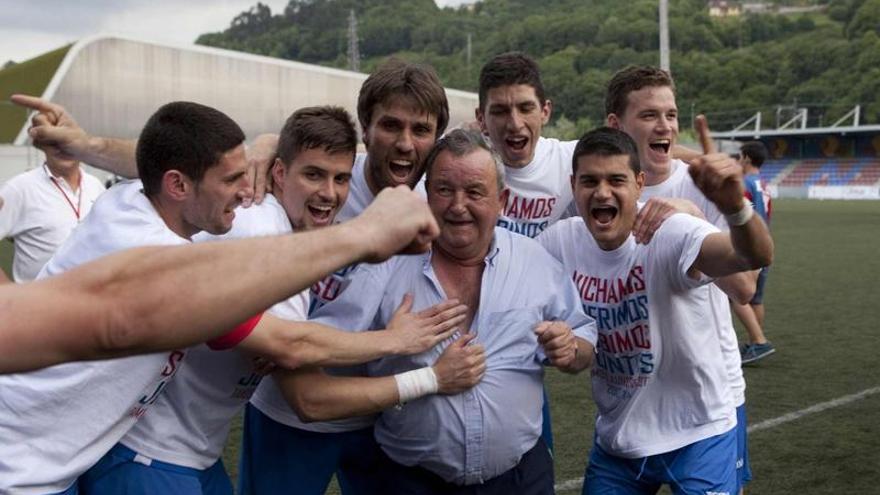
[590,205,618,226]
[505,136,528,153]
[649,139,671,154]
[307,204,334,222]
[389,160,413,180]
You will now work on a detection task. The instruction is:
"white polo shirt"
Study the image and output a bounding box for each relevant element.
[0,180,189,494]
[0,164,105,282]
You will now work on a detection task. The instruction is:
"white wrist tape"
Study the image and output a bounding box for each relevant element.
[394,367,438,404]
[725,201,754,227]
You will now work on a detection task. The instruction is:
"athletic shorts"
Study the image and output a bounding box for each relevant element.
[237,403,384,495]
[78,442,232,495]
[583,426,738,495]
[750,267,769,305]
[541,387,554,454]
[50,484,79,495]
[736,405,753,489]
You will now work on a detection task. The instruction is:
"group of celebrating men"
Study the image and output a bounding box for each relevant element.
[0,51,772,495]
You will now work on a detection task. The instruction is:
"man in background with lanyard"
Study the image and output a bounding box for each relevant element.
[0,141,105,282]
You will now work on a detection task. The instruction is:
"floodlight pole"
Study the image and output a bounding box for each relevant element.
[659,0,670,72]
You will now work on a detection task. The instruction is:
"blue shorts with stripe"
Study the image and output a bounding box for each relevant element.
[78,442,233,495]
[736,404,753,489]
[583,426,738,495]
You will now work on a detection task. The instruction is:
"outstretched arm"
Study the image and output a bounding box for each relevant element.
[275,334,486,422]
[239,296,467,369]
[12,94,139,177]
[688,116,774,279]
[0,186,439,373]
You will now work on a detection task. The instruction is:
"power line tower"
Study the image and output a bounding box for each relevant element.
[347,9,360,72]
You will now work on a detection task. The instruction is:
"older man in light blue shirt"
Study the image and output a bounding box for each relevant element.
[313,129,597,494]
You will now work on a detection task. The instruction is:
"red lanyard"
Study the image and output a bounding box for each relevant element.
[47,168,83,221]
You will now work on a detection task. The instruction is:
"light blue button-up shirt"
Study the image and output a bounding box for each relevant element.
[312,227,597,485]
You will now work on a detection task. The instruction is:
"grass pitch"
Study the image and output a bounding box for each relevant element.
[3,199,879,493]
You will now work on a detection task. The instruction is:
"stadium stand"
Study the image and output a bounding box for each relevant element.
[771,158,880,186]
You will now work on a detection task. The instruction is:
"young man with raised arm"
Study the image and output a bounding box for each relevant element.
[0,102,444,495]
[605,66,768,492]
[79,106,480,494]
[537,127,772,494]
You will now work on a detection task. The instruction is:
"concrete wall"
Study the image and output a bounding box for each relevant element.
[14,36,479,144]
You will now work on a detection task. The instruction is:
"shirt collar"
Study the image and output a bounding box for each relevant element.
[422,232,502,269]
[42,163,82,189]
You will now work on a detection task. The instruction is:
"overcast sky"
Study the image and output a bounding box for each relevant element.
[1,0,477,65]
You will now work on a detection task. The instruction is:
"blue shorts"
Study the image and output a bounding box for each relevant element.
[78,442,232,495]
[750,267,769,305]
[736,405,753,489]
[541,387,554,454]
[50,484,79,495]
[237,403,384,495]
[583,426,738,495]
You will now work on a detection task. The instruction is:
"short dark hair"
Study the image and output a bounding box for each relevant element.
[137,101,244,197]
[277,106,358,166]
[605,65,676,117]
[572,127,641,176]
[479,52,546,110]
[424,129,505,192]
[357,59,449,139]
[740,141,768,168]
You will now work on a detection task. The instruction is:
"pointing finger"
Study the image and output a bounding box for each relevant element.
[694,115,716,155]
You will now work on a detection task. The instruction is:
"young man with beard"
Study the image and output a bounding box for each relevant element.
[309,129,596,494]
[0,102,447,495]
[11,59,452,495]
[605,65,770,493]
[79,106,481,494]
[537,127,772,494]
[238,60,454,495]
[0,141,105,283]
[0,101,255,495]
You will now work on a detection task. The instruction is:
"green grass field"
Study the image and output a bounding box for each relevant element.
[4,199,879,493]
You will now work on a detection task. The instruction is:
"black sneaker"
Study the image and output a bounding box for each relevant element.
[741,342,775,365]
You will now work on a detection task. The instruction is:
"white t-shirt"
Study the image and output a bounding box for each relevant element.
[538,215,736,458]
[119,194,308,469]
[0,165,105,282]
[496,137,577,238]
[640,159,746,406]
[249,155,404,433]
[0,180,189,494]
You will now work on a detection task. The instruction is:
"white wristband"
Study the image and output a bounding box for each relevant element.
[394,367,438,404]
[724,201,754,227]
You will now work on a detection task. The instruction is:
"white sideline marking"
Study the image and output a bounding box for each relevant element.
[747,386,880,433]
[553,386,880,493]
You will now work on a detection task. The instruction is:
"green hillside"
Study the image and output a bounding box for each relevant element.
[196,0,880,136]
[0,45,71,143]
